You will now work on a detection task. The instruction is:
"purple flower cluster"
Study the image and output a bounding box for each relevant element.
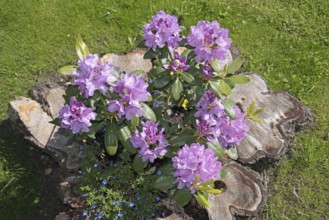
[187,20,232,63]
[172,143,222,193]
[143,11,181,51]
[163,52,190,73]
[107,73,150,120]
[130,121,169,163]
[195,91,248,147]
[59,98,97,134]
[71,54,119,98]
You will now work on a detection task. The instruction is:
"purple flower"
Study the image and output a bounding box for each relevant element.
[59,98,96,134]
[172,143,222,193]
[71,54,119,98]
[163,52,190,73]
[202,61,215,79]
[194,90,224,119]
[194,91,249,147]
[215,106,249,147]
[107,73,150,121]
[112,73,149,103]
[187,20,232,62]
[130,120,169,163]
[143,11,181,51]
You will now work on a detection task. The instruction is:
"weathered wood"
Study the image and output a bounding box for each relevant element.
[207,162,266,220]
[47,127,84,170]
[229,73,314,164]
[8,97,55,148]
[101,49,152,73]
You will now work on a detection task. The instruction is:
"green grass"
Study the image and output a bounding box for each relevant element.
[0,0,328,219]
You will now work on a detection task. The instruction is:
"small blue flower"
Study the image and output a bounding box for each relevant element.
[101,179,108,186]
[152,90,160,95]
[155,196,161,202]
[82,210,89,216]
[112,200,121,206]
[95,213,104,219]
[91,204,97,209]
[151,212,156,218]
[161,210,166,217]
[137,196,141,201]
[156,170,162,176]
[113,218,117,220]
[94,163,99,168]
[129,202,135,207]
[118,211,123,217]
[153,101,162,108]
[78,170,84,175]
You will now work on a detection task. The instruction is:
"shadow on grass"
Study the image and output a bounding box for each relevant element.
[0,120,67,220]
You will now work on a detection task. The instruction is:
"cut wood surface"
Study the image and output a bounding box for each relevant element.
[229,73,314,164]
[206,162,266,220]
[8,97,55,148]
[101,49,152,73]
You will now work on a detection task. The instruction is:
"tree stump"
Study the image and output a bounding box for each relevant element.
[7,50,313,220]
[205,73,313,219]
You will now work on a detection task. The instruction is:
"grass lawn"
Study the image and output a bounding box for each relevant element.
[0,0,328,219]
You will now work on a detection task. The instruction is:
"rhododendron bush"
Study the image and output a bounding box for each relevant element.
[55,11,263,218]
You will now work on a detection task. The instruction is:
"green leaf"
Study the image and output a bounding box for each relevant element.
[209,80,222,99]
[250,117,263,122]
[104,123,119,156]
[65,85,80,97]
[158,163,175,176]
[219,80,232,96]
[172,77,183,101]
[247,100,256,116]
[193,175,200,187]
[143,48,157,59]
[58,65,77,75]
[140,102,157,122]
[153,176,175,190]
[210,60,222,73]
[153,75,172,89]
[132,70,145,77]
[198,179,216,189]
[174,188,192,207]
[194,192,210,208]
[76,34,90,60]
[228,75,250,84]
[198,187,222,195]
[118,125,137,154]
[226,147,238,160]
[133,154,146,172]
[180,49,191,57]
[131,115,139,128]
[253,108,264,115]
[170,132,197,147]
[145,166,157,175]
[206,140,225,159]
[220,169,230,180]
[87,122,104,139]
[180,71,195,83]
[227,56,243,74]
[222,99,236,120]
[149,67,166,77]
[49,118,61,126]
